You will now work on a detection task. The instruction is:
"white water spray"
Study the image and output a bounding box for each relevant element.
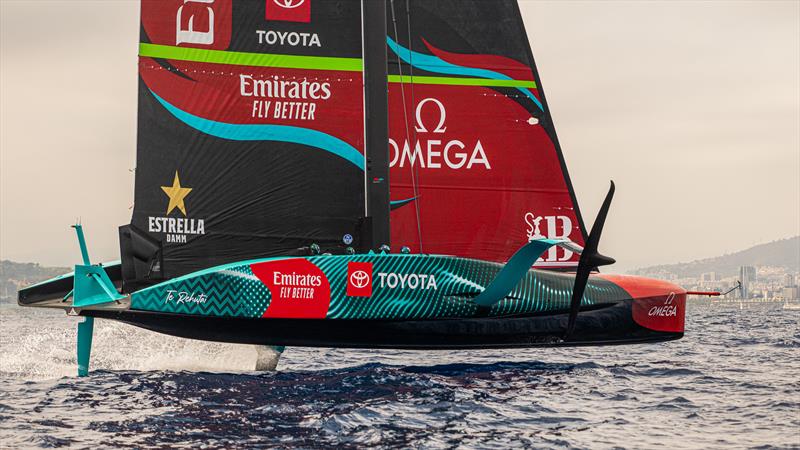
[0,305,263,380]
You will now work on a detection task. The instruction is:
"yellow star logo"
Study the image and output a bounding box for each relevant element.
[161,171,193,216]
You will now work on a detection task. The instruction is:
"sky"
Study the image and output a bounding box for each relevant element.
[1,0,798,272]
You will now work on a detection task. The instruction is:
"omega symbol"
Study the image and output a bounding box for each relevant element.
[414,97,447,133]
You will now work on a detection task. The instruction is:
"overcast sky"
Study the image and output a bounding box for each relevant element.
[1,0,798,272]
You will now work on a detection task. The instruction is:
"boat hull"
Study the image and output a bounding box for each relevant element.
[89,299,681,348]
[20,253,686,348]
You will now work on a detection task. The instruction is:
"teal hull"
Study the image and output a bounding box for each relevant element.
[129,253,629,320]
[18,253,686,348]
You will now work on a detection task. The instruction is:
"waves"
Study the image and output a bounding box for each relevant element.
[1,303,799,449]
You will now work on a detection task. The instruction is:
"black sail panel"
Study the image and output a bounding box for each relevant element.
[124,0,366,284]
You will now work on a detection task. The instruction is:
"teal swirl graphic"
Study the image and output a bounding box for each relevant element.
[149,90,365,170]
[386,37,544,111]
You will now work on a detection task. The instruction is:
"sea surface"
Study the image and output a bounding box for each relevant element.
[0,301,797,449]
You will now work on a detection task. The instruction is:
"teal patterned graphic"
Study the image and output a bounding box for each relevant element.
[130,254,629,320]
[132,265,270,318]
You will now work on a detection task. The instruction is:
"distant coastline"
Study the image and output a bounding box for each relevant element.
[0,261,68,303]
[630,236,799,278]
[630,236,799,301]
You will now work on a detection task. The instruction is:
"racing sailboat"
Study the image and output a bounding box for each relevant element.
[18,0,687,376]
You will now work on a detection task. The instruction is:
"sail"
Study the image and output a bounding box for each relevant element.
[124,0,367,283]
[386,0,587,267]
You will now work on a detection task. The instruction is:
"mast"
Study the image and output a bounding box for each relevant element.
[362,0,391,249]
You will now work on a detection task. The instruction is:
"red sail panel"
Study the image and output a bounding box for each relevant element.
[387,1,586,267]
[388,85,582,266]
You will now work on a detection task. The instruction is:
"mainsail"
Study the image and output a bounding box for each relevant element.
[123,0,368,285]
[121,0,587,289]
[385,0,587,267]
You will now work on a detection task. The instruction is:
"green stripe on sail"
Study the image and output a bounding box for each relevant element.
[139,43,363,72]
[388,74,536,88]
[139,44,536,87]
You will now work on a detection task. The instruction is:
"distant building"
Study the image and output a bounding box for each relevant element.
[701,272,717,283]
[782,286,799,301]
[783,273,796,288]
[739,266,757,299]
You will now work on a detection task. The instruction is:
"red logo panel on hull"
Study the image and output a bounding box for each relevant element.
[251,259,330,318]
[346,262,373,297]
[631,293,686,333]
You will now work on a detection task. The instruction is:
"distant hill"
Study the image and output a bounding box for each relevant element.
[0,260,69,302]
[630,236,799,278]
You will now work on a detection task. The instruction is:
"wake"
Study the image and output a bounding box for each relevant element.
[0,307,259,380]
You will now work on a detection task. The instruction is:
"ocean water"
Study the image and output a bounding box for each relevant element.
[0,301,797,449]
